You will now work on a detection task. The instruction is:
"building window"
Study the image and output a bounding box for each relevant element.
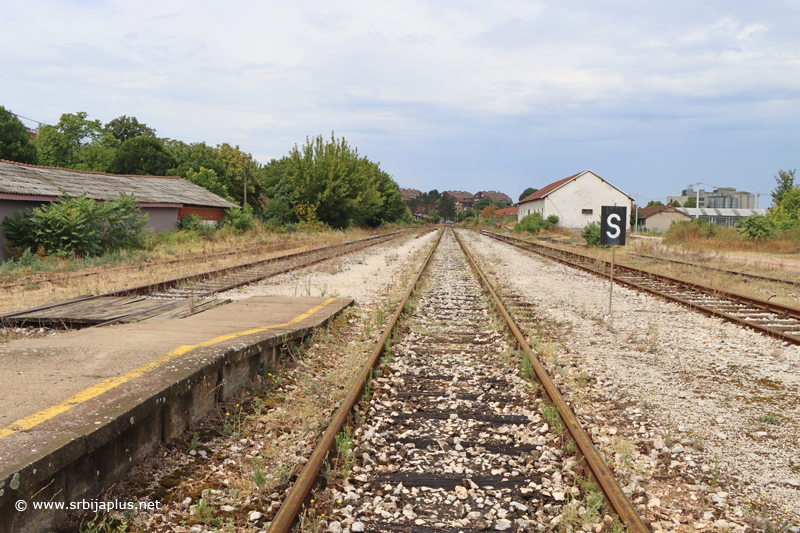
[582,209,593,215]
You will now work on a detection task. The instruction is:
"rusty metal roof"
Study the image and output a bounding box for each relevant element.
[0,159,237,208]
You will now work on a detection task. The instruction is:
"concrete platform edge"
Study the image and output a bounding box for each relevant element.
[0,299,352,533]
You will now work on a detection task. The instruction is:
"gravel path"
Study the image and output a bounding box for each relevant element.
[222,230,439,307]
[461,230,800,532]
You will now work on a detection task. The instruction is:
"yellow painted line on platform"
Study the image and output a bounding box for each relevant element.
[0,298,337,440]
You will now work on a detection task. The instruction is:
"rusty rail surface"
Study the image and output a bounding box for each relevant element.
[454,229,648,533]
[0,229,418,327]
[481,229,800,346]
[267,228,445,533]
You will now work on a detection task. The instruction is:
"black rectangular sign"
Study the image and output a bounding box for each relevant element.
[600,206,627,246]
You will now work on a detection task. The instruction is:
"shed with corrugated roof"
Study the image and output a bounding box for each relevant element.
[0,159,238,258]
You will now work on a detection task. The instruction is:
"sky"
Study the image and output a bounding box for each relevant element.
[3,1,799,206]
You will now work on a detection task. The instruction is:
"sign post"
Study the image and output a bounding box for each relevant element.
[600,206,627,314]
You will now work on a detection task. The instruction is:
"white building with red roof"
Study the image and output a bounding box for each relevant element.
[517,170,632,229]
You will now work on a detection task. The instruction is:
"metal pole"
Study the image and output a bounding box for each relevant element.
[609,246,614,314]
[243,166,248,207]
[635,195,639,233]
[696,182,700,218]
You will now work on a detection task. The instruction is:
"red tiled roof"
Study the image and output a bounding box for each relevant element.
[494,206,518,215]
[639,205,670,219]
[518,170,632,204]
[518,171,584,203]
[444,190,475,202]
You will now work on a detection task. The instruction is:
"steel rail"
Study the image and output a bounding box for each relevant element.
[481,230,800,345]
[630,252,800,286]
[0,230,411,325]
[0,240,302,292]
[88,231,418,327]
[266,228,445,533]
[453,229,648,533]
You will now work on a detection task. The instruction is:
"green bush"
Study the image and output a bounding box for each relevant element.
[177,214,203,231]
[515,213,556,234]
[582,221,601,245]
[178,214,216,238]
[737,214,776,241]
[222,205,254,232]
[1,193,148,258]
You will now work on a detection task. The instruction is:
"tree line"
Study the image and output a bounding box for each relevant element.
[0,106,411,229]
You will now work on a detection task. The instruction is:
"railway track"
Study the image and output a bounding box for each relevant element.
[630,252,800,286]
[0,239,301,292]
[480,229,800,346]
[268,228,646,533]
[0,229,420,327]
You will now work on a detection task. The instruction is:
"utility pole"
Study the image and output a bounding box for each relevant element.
[635,195,639,233]
[756,191,760,209]
[696,182,700,218]
[243,166,248,207]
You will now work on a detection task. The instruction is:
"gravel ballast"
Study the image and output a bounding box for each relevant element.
[461,229,800,531]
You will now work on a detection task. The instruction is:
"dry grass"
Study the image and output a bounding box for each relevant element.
[0,227,391,314]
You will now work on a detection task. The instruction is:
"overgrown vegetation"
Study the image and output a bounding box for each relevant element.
[582,221,601,246]
[662,169,800,252]
[514,213,559,234]
[2,193,148,258]
[3,109,413,230]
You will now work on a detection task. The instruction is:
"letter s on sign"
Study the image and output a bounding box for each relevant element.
[606,213,621,239]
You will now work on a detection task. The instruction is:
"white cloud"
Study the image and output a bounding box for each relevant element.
[2,0,799,197]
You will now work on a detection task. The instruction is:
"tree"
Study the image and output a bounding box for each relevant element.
[772,169,796,206]
[437,194,457,221]
[109,136,175,175]
[35,112,103,167]
[165,140,228,180]
[671,200,681,207]
[481,205,496,219]
[217,143,267,211]
[645,200,663,207]
[186,167,231,200]
[683,198,697,208]
[767,188,800,229]
[0,106,37,164]
[737,215,775,241]
[104,115,156,142]
[285,134,382,229]
[519,187,538,201]
[363,170,411,226]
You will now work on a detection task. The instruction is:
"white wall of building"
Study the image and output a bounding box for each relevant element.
[518,172,630,229]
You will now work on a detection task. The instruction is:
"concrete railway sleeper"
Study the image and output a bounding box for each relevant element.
[270,228,645,533]
[480,230,800,346]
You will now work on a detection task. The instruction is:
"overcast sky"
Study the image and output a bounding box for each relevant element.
[3,1,799,205]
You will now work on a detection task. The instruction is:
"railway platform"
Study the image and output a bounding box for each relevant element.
[0,296,352,533]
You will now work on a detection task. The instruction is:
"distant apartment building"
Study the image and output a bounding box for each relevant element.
[443,191,476,211]
[667,184,755,209]
[400,188,422,202]
[474,191,512,206]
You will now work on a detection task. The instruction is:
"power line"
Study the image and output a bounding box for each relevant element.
[8,111,51,127]
[5,110,226,169]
